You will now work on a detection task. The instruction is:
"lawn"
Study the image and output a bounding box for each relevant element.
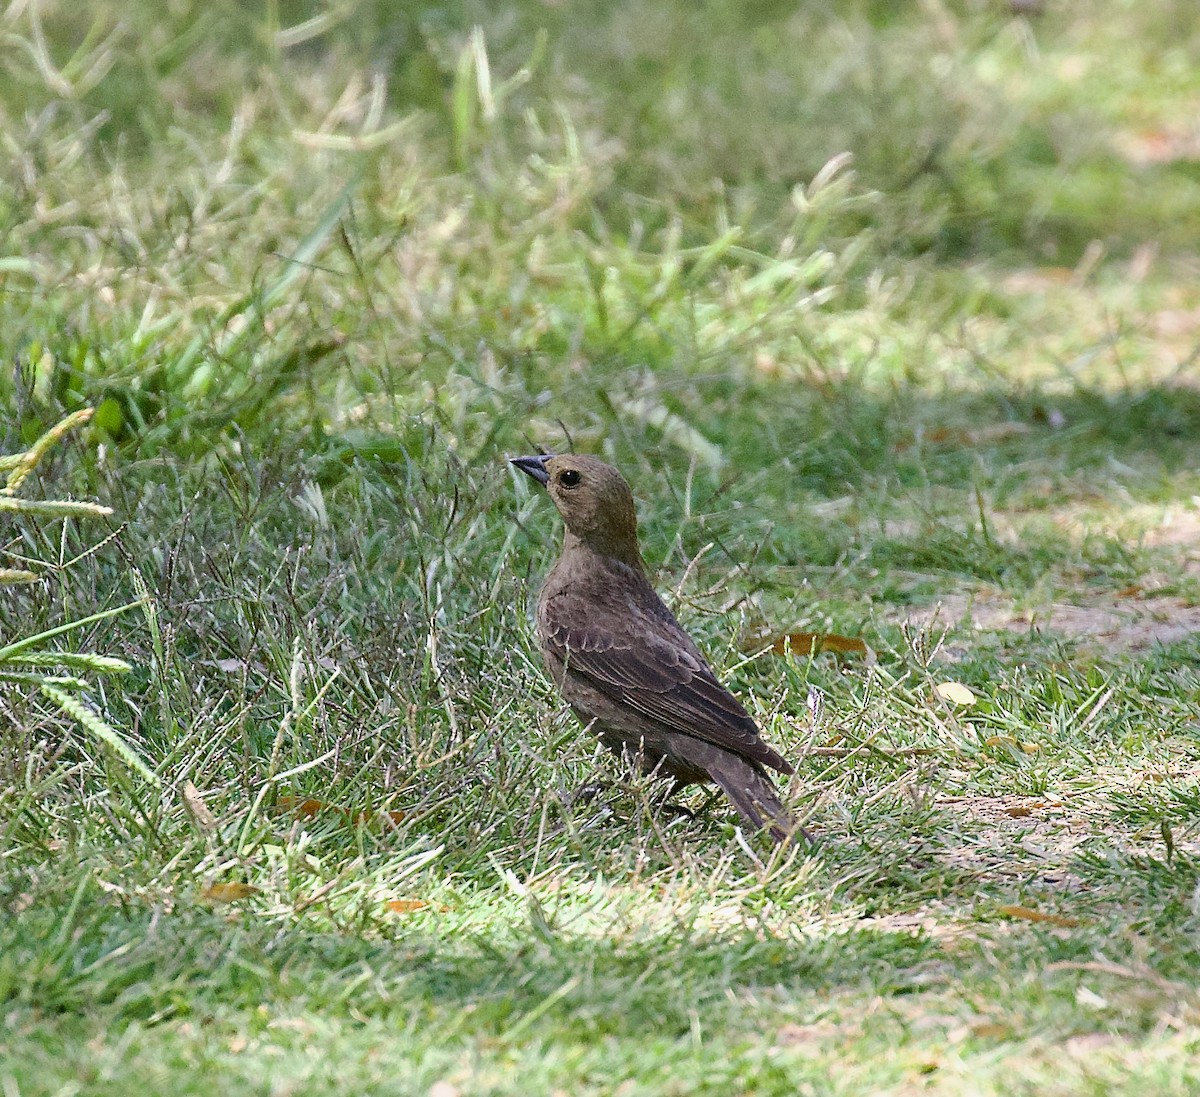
[2,2,1200,1094]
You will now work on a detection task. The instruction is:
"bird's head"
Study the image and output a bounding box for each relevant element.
[510,453,642,566]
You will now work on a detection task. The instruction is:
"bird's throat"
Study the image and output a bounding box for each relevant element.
[561,528,645,574]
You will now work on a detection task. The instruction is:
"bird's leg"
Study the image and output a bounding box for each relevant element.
[565,779,615,807]
[688,787,725,820]
[563,724,623,807]
[654,777,699,821]
[563,748,660,813]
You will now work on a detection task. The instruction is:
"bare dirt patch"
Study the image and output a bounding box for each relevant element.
[902,592,1200,652]
[940,781,1200,853]
[1142,504,1200,551]
[928,791,1197,902]
[932,795,1096,891]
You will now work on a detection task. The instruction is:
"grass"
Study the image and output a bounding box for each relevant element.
[2,1,1200,1093]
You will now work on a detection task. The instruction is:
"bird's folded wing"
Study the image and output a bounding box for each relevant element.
[540,592,790,771]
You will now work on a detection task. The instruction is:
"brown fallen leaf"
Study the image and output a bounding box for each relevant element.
[896,422,1032,452]
[1004,806,1033,818]
[776,1021,840,1046]
[947,1019,1011,1043]
[278,795,406,827]
[768,632,875,662]
[201,882,259,903]
[386,898,431,914]
[181,780,217,832]
[997,905,1080,927]
[280,796,324,819]
[985,735,1039,754]
[970,1021,1010,1040]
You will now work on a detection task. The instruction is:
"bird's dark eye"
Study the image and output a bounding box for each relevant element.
[559,469,582,488]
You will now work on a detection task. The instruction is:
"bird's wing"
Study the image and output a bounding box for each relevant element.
[539,590,792,773]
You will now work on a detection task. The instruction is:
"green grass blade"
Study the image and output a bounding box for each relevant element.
[38,681,159,786]
[0,600,146,663]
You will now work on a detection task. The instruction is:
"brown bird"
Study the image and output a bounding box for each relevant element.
[511,452,804,844]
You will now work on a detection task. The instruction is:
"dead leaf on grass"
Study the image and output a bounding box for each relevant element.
[897,422,1033,451]
[278,795,406,827]
[181,780,217,832]
[281,796,324,819]
[985,735,1039,754]
[969,1021,1010,1040]
[935,681,977,706]
[766,631,875,662]
[776,1021,841,1046]
[947,1020,1010,1044]
[386,898,433,914]
[997,905,1080,928]
[201,882,260,903]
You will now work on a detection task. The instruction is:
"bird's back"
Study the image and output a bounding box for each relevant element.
[535,545,793,776]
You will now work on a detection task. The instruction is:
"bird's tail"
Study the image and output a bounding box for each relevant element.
[678,741,808,845]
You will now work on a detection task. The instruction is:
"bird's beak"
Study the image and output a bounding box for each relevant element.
[510,454,552,487]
